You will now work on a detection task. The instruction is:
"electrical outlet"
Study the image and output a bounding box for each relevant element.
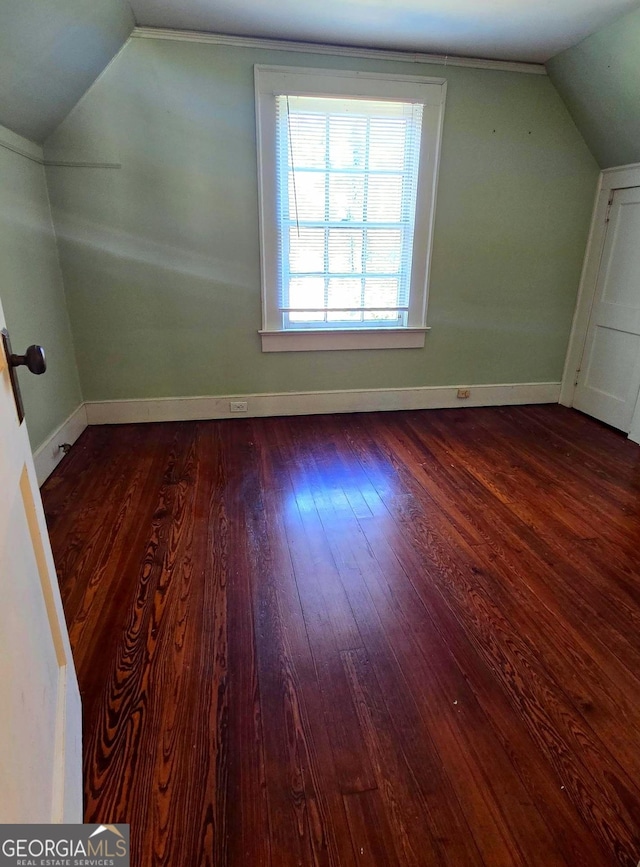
[230,400,248,413]
[457,388,471,399]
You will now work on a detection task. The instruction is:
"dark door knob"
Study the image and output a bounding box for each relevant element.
[10,344,46,375]
[1,329,46,423]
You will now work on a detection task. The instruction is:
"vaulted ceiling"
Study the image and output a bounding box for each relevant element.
[1,0,639,144]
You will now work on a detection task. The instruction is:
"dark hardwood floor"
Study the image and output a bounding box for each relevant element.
[41,404,640,867]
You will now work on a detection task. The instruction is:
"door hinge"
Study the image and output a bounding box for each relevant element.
[605,191,615,223]
[574,367,581,387]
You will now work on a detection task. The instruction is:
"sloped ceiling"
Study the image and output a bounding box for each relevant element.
[129,0,640,64]
[0,0,134,144]
[548,4,640,168]
[1,0,640,146]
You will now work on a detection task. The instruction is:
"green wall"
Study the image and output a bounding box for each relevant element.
[547,5,640,169]
[0,125,82,451]
[44,37,598,401]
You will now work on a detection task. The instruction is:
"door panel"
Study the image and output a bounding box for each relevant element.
[0,297,82,822]
[574,186,640,432]
[601,201,640,308]
[585,327,639,400]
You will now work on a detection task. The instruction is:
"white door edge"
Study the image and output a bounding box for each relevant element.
[561,163,640,443]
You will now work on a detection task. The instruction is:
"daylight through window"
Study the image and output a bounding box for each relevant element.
[278,96,423,329]
[255,67,446,351]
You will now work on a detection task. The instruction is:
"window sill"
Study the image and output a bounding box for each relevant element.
[259,327,430,352]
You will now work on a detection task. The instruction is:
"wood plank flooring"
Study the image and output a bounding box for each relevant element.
[41,405,640,867]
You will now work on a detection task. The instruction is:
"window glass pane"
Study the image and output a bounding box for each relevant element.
[289,311,326,322]
[328,116,367,169]
[289,172,325,221]
[365,229,402,273]
[369,119,407,170]
[327,310,362,322]
[364,278,399,308]
[363,310,402,321]
[289,313,326,325]
[328,228,363,273]
[288,113,326,168]
[289,277,326,322]
[289,228,325,273]
[289,276,325,309]
[327,277,361,320]
[327,312,362,328]
[328,277,361,307]
[363,279,400,319]
[367,176,403,222]
[328,174,364,222]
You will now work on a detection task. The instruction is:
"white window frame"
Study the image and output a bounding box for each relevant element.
[254,65,447,352]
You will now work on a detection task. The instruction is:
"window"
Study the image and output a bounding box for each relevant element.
[255,66,446,351]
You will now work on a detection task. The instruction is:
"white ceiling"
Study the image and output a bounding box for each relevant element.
[130,0,640,63]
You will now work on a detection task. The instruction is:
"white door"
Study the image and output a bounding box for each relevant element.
[574,186,640,432]
[0,296,82,822]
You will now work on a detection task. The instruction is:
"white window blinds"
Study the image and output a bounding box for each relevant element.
[275,95,424,329]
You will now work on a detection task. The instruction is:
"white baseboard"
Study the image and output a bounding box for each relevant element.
[33,403,88,486]
[85,382,561,425]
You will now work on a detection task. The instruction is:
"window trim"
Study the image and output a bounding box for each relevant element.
[254,65,447,352]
